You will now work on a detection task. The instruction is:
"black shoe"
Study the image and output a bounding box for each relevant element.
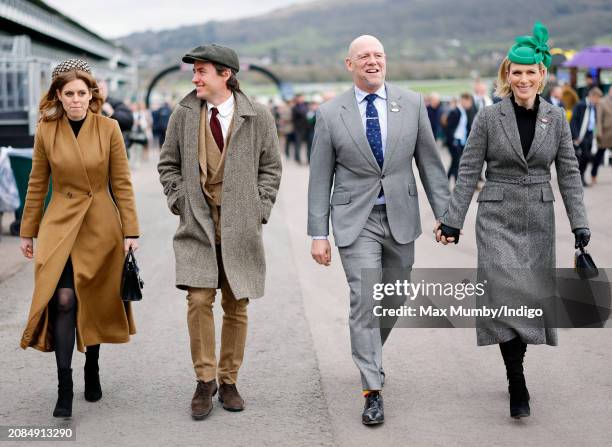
[362,391,384,425]
[84,364,102,402]
[509,378,531,419]
[500,338,530,419]
[53,368,73,418]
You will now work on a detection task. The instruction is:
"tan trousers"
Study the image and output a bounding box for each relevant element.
[187,247,248,385]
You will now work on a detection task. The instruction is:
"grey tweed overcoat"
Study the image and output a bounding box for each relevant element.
[158,90,282,298]
[441,97,588,346]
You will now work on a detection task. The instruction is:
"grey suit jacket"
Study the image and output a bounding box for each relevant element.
[307,83,449,247]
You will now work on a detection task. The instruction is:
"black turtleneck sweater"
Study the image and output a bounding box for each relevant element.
[511,95,540,157]
[68,116,85,136]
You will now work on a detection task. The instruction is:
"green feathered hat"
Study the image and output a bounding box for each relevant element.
[507,22,551,68]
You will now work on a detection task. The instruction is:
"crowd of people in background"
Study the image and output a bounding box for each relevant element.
[258,73,612,190]
[43,73,611,187]
[4,72,609,248]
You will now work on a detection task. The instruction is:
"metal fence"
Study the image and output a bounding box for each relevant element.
[0,57,51,134]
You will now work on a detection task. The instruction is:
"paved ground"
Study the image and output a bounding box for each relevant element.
[1,146,611,446]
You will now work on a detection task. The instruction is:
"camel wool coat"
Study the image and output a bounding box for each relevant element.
[20,112,139,352]
[157,90,282,298]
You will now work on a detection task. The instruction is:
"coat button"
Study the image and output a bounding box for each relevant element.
[88,192,92,197]
[381,175,386,179]
[67,192,73,198]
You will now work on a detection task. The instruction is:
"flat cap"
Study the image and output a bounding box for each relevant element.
[182,44,240,73]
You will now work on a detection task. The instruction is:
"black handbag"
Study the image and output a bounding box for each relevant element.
[121,247,144,301]
[574,245,598,280]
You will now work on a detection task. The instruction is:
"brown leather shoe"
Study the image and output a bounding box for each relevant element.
[191,380,218,420]
[218,383,244,411]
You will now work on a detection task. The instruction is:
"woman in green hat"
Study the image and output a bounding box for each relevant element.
[435,23,591,419]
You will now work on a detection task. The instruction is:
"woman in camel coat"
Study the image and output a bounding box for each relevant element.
[19,59,139,418]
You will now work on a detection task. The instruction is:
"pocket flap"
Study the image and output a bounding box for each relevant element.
[330,191,351,205]
[476,187,504,202]
[542,187,555,202]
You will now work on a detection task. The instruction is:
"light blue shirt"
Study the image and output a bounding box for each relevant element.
[453,105,468,145]
[355,84,387,205]
[587,102,596,132]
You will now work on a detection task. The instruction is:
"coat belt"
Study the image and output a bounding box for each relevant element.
[485,174,551,185]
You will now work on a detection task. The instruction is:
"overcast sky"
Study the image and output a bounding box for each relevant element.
[44,0,314,39]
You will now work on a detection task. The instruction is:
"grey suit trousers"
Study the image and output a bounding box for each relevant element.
[338,205,414,391]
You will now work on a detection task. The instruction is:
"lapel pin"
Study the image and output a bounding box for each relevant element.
[541,118,548,123]
[540,123,546,129]
[390,101,400,112]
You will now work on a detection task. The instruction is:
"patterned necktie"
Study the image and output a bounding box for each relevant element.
[210,107,224,152]
[365,94,383,169]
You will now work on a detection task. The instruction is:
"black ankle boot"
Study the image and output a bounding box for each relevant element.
[53,368,73,418]
[84,350,102,402]
[499,338,530,419]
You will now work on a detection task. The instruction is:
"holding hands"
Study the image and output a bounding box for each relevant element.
[434,221,461,245]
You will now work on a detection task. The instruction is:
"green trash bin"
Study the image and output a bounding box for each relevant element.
[6,148,52,236]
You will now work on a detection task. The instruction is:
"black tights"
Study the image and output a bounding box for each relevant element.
[52,288,99,370]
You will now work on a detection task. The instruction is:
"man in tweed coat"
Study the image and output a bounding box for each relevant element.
[158,44,281,419]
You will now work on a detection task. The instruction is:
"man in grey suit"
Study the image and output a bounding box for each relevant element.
[307,35,450,425]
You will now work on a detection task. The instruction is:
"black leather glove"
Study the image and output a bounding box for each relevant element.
[573,228,590,249]
[439,223,460,244]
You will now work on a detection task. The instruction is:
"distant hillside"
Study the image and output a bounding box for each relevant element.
[118,0,612,81]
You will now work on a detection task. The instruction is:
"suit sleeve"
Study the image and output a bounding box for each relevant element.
[157,108,185,215]
[109,121,140,236]
[307,109,336,237]
[414,94,450,220]
[555,115,589,230]
[257,109,282,224]
[19,127,50,238]
[440,108,488,229]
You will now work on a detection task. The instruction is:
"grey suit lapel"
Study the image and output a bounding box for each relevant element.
[383,83,402,172]
[499,97,528,168]
[339,89,381,172]
[526,99,553,162]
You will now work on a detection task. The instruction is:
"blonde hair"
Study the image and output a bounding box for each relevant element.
[39,70,103,122]
[495,57,547,98]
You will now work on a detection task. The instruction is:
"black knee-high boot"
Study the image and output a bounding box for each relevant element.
[499,337,530,419]
[53,368,73,418]
[84,345,102,402]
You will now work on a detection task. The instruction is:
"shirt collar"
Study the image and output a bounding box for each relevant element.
[207,93,235,117]
[354,84,387,103]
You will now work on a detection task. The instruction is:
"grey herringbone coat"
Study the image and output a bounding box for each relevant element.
[158,90,282,298]
[441,96,588,346]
